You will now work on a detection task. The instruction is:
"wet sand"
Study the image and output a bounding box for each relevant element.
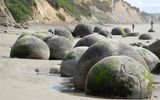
[0,23,160,100]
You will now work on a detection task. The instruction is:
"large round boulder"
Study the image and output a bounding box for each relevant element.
[72,24,93,37]
[74,34,107,47]
[134,47,159,72]
[54,27,74,41]
[111,27,127,36]
[45,36,73,59]
[139,34,153,40]
[74,39,148,90]
[10,36,50,60]
[148,40,160,59]
[85,56,152,99]
[60,46,88,77]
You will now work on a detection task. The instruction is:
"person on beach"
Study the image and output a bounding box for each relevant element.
[132,24,135,32]
[151,20,153,29]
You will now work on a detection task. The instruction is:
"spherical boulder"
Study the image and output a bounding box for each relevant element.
[72,24,93,37]
[45,36,73,59]
[74,34,107,47]
[10,36,50,60]
[124,28,131,34]
[85,56,152,99]
[60,46,88,77]
[98,30,112,38]
[127,32,140,37]
[139,34,153,40]
[54,27,74,41]
[111,27,127,36]
[74,39,148,90]
[134,47,159,72]
[148,40,160,59]
[93,26,103,33]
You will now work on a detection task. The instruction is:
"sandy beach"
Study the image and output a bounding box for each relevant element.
[0,23,160,100]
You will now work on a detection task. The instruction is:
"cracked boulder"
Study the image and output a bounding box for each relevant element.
[74,39,148,90]
[85,56,153,99]
[10,36,50,60]
[60,46,88,77]
[45,36,73,60]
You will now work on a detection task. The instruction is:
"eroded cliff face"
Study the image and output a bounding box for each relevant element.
[0,0,15,25]
[0,0,154,24]
[77,0,153,24]
[31,0,75,24]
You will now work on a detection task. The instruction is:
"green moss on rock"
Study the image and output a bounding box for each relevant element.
[85,56,153,99]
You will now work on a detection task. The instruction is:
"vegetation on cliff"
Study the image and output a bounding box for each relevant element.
[4,0,36,23]
[47,0,92,21]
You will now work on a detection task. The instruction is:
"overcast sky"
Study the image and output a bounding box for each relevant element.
[124,0,160,13]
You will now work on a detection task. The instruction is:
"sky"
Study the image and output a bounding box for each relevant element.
[124,0,160,13]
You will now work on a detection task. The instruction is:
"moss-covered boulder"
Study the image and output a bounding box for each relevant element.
[10,36,50,60]
[124,28,131,34]
[148,40,160,59]
[85,56,153,99]
[98,30,112,38]
[74,39,148,90]
[45,36,73,60]
[134,47,159,72]
[93,26,103,33]
[139,34,153,40]
[54,27,74,41]
[72,24,93,37]
[74,34,107,47]
[60,46,88,77]
[127,32,140,37]
[111,27,127,37]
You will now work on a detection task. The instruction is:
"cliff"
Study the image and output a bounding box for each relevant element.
[1,0,154,25]
[0,0,15,26]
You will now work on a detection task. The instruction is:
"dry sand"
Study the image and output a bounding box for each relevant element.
[0,23,160,100]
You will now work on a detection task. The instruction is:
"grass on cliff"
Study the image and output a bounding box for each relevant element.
[5,0,36,23]
[48,0,92,21]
